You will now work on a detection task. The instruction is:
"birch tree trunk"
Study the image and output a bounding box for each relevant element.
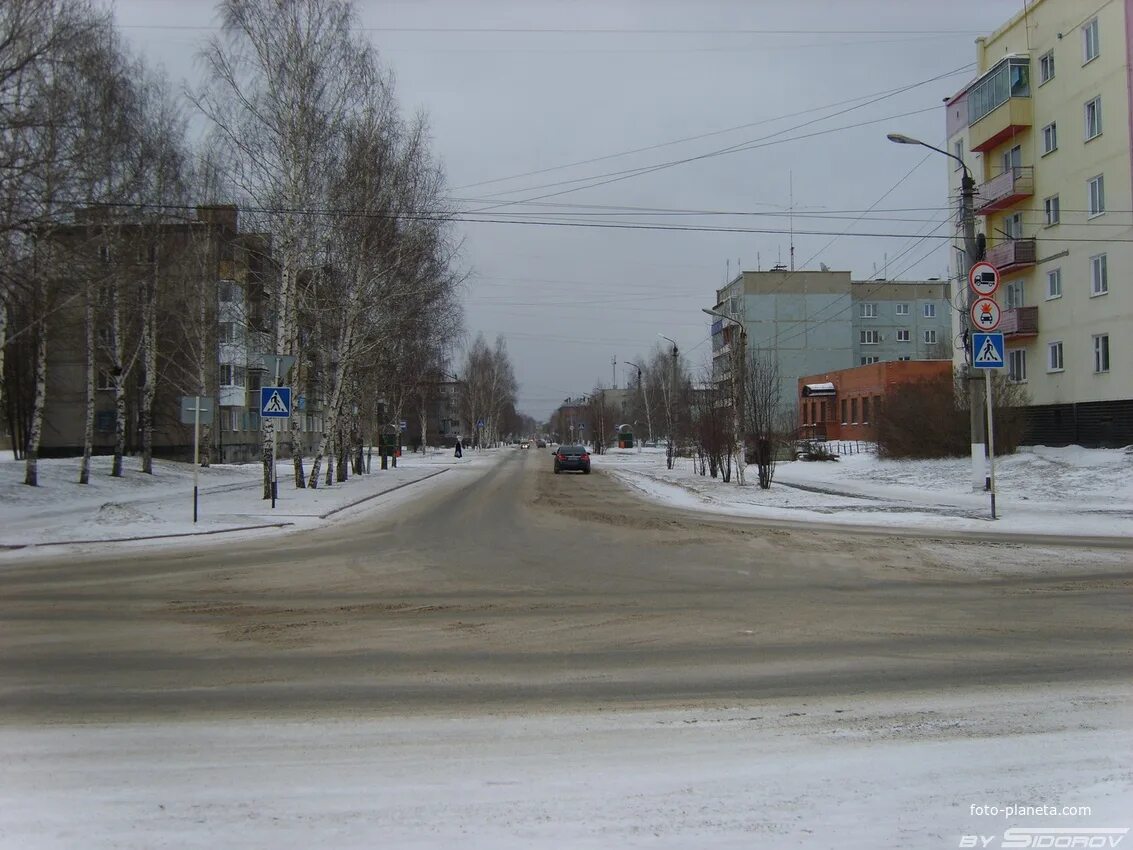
[22,281,47,487]
[110,277,126,478]
[140,258,156,474]
[79,281,94,484]
[306,308,355,488]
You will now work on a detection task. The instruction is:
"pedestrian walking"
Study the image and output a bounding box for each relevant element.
[454,438,463,459]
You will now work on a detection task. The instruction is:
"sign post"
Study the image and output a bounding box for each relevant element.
[180,396,214,523]
[261,383,292,508]
[971,332,1004,520]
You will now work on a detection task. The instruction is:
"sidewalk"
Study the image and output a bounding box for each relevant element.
[0,449,494,552]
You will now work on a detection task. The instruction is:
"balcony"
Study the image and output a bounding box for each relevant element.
[968,57,1032,153]
[976,167,1034,215]
[1000,306,1038,339]
[985,238,1037,274]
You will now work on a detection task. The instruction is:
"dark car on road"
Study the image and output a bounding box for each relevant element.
[553,444,591,474]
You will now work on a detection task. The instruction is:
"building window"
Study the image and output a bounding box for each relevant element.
[1048,341,1064,372]
[218,322,244,345]
[850,398,858,423]
[860,356,880,365]
[95,411,115,432]
[248,410,261,430]
[862,397,870,424]
[923,329,938,345]
[923,303,936,319]
[1088,175,1105,217]
[1041,122,1057,155]
[1093,334,1109,373]
[1002,145,1021,172]
[1046,268,1062,299]
[219,364,246,387]
[859,303,878,318]
[1084,97,1102,140]
[1083,17,1099,63]
[1090,253,1108,296]
[1008,349,1027,383]
[96,369,115,390]
[953,140,964,170]
[1044,195,1060,226]
[1005,280,1024,309]
[896,329,910,342]
[897,355,911,361]
[895,303,909,316]
[841,399,848,424]
[218,280,238,302]
[1039,50,1055,84]
[136,243,156,264]
[97,245,111,263]
[1003,211,1024,239]
[860,329,880,345]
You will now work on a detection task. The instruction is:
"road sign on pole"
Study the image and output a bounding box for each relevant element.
[968,261,1001,296]
[972,333,1005,369]
[971,297,1002,331]
[180,396,214,523]
[261,386,291,418]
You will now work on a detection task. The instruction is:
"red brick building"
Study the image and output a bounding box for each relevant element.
[798,360,953,441]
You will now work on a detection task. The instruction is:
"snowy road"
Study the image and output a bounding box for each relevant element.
[1,449,1130,847]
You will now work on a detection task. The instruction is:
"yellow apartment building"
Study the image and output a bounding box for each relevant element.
[945,0,1132,445]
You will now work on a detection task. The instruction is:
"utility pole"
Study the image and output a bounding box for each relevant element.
[659,335,678,470]
[888,133,986,490]
[624,361,652,445]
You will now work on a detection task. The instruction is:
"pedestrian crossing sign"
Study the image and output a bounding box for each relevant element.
[261,386,291,418]
[972,333,1005,369]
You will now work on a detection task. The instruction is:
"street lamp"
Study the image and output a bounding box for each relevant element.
[623,360,653,446]
[888,131,987,491]
[703,307,747,485]
[658,335,678,469]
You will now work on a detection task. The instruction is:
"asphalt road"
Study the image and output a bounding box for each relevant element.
[2,449,1130,723]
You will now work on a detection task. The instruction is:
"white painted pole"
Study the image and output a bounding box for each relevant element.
[193,397,200,523]
[271,356,281,508]
[985,371,997,520]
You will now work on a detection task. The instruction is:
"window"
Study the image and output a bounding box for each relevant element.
[860,356,880,365]
[1003,212,1024,239]
[1048,341,1064,372]
[860,329,880,345]
[96,369,115,390]
[218,281,238,302]
[862,397,870,424]
[896,329,910,342]
[1046,268,1062,299]
[1039,50,1055,84]
[897,355,911,361]
[923,329,938,345]
[1088,175,1105,217]
[923,303,936,319]
[1002,145,1022,172]
[859,303,878,318]
[968,57,1030,124]
[95,411,115,432]
[851,398,858,423]
[1083,17,1099,63]
[1041,122,1058,154]
[219,364,246,387]
[1090,253,1108,296]
[1044,195,1060,226]
[1085,97,1102,140]
[841,399,848,424]
[953,140,964,170]
[1005,280,1025,309]
[895,303,909,316]
[248,410,261,431]
[1008,349,1027,383]
[218,323,244,345]
[1093,334,1109,373]
[136,244,156,264]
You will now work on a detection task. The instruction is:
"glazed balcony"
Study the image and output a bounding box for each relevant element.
[985,237,1037,274]
[976,167,1034,215]
[968,57,1032,153]
[1000,306,1038,339]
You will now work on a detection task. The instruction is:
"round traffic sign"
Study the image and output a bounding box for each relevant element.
[971,297,1001,331]
[969,261,1000,296]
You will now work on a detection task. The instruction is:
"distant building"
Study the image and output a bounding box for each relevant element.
[798,360,954,441]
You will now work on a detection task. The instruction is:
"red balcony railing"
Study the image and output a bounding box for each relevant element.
[976,167,1034,215]
[985,238,1037,274]
[1000,306,1038,338]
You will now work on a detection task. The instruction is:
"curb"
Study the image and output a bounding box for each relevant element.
[0,521,295,551]
[319,469,449,519]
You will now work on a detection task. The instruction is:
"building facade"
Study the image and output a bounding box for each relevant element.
[944,0,1133,445]
[709,270,952,410]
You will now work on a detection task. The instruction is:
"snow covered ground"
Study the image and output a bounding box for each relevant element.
[593,445,1133,539]
[3,684,1129,849]
[0,448,497,554]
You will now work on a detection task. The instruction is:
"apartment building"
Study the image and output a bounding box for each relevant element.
[944,0,1133,445]
[708,270,952,409]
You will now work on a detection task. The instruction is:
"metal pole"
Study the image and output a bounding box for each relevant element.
[271,357,281,508]
[985,370,997,520]
[959,170,988,492]
[193,397,200,523]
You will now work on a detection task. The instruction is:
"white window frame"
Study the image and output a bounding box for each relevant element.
[1003,212,1024,239]
[859,303,878,319]
[1039,50,1055,84]
[923,303,936,319]
[96,369,115,391]
[1085,97,1102,141]
[923,329,938,345]
[860,329,880,345]
[1041,122,1058,155]
[860,356,880,365]
[897,355,911,361]
[1093,334,1109,373]
[1044,195,1060,226]
[1047,341,1064,373]
[895,303,909,316]
[219,364,247,387]
[1083,17,1099,64]
[1090,253,1108,296]
[1046,268,1062,300]
[896,329,910,342]
[1008,349,1027,383]
[1005,280,1025,309]
[1088,175,1105,218]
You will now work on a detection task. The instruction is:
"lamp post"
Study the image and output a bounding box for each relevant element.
[658,335,678,470]
[703,307,747,485]
[888,132,987,490]
[623,360,653,446]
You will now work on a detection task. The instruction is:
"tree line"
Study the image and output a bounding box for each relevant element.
[1,0,471,490]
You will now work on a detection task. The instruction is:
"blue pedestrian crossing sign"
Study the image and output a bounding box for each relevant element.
[261,386,291,417]
[972,333,1005,369]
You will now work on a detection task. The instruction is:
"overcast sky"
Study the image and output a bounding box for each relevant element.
[110,0,1023,418]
